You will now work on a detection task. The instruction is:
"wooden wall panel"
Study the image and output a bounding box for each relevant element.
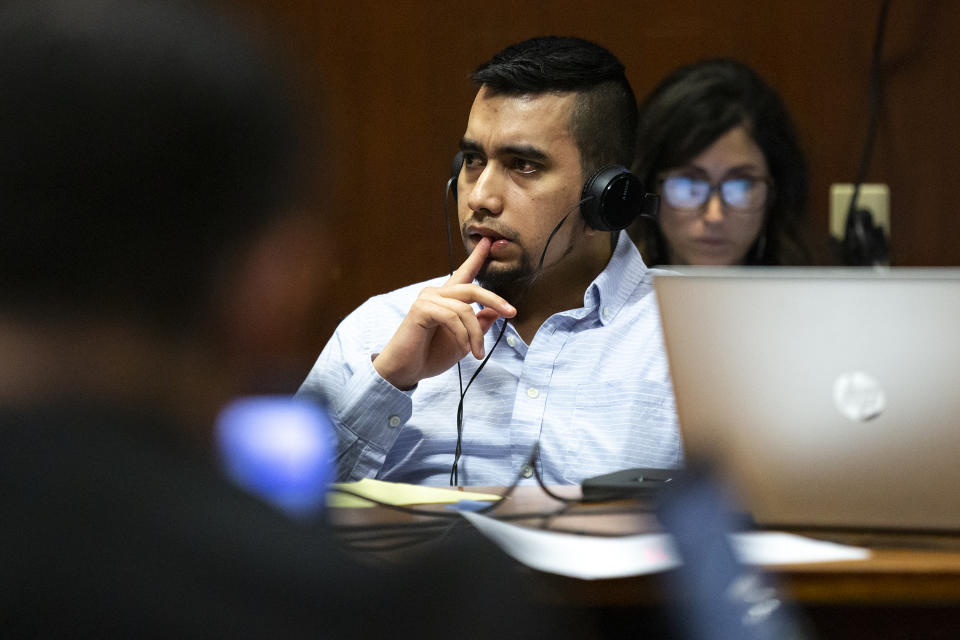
[220,0,960,376]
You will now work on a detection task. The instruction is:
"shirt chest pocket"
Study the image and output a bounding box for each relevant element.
[555,379,680,481]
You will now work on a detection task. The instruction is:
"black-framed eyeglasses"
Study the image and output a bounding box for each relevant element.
[659,175,773,214]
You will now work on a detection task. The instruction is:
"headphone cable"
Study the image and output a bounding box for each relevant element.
[845,0,892,265]
[446,195,592,485]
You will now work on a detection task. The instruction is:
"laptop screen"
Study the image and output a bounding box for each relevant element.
[654,268,960,531]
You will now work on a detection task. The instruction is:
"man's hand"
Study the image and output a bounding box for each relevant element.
[372,237,516,390]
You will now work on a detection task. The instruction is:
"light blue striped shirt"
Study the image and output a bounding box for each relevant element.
[297,230,680,486]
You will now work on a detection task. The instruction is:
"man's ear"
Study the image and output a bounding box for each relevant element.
[218,210,338,382]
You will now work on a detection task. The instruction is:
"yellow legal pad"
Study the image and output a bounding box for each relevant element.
[327,478,502,508]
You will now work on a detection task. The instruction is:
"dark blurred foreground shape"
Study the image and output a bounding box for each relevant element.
[0,1,575,636]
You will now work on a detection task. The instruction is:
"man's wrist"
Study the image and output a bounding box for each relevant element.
[371,352,417,391]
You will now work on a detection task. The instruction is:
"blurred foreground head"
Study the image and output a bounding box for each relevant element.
[0,0,329,411]
[0,0,301,331]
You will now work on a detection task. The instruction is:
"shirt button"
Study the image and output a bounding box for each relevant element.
[387,415,401,428]
[526,387,539,399]
[602,306,611,320]
[506,335,516,348]
[520,463,534,478]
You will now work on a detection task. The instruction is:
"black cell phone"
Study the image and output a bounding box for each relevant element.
[580,467,680,502]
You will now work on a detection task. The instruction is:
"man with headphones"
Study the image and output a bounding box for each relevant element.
[298,36,680,486]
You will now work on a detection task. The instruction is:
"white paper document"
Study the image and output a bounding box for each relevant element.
[461,511,870,580]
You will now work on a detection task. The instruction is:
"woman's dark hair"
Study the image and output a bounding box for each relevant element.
[629,58,812,265]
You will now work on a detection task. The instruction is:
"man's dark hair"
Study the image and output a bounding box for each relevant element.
[470,36,637,179]
[0,0,298,329]
[631,58,812,265]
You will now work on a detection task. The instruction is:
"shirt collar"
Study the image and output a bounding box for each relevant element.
[584,229,650,325]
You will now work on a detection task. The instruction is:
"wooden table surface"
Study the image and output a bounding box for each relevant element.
[329,483,960,606]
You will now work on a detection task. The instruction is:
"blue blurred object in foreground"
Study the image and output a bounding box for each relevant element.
[656,463,811,640]
[216,396,336,518]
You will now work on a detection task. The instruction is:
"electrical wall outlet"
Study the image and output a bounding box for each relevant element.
[829,183,890,240]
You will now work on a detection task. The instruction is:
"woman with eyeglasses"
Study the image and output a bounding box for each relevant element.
[629,58,813,266]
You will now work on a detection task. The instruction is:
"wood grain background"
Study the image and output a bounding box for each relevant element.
[216,0,960,379]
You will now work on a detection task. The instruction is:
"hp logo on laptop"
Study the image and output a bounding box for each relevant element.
[833,371,887,422]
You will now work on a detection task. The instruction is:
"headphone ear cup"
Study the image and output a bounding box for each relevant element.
[580,165,646,231]
[449,151,464,203]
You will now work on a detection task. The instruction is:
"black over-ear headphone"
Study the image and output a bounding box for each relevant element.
[449,151,659,231]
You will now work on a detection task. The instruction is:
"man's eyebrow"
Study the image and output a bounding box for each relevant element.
[500,144,548,162]
[459,138,549,162]
[459,138,483,153]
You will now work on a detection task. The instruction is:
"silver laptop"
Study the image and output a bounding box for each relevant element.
[654,268,960,531]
